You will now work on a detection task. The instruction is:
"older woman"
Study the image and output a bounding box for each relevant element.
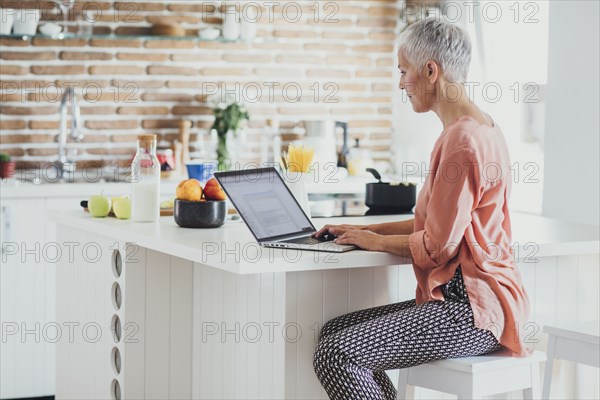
[312,18,530,400]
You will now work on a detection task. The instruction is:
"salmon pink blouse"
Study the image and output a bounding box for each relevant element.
[408,116,530,356]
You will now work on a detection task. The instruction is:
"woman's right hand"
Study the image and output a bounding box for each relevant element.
[313,224,368,238]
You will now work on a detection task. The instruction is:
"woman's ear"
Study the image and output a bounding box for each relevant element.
[425,61,439,84]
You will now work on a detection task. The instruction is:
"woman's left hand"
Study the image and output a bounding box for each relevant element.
[334,230,384,251]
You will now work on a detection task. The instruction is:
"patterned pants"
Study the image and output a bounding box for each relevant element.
[313,267,502,400]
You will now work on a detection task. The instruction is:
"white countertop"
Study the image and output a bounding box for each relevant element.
[49,210,599,275]
[0,175,377,198]
[0,169,431,199]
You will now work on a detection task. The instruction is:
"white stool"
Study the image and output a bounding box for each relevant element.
[396,350,546,400]
[542,322,600,399]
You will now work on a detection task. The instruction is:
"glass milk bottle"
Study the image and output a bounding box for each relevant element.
[131,134,161,222]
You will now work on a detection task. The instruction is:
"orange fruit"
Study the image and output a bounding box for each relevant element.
[176,179,203,202]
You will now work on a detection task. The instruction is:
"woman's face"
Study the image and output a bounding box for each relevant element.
[397,52,437,113]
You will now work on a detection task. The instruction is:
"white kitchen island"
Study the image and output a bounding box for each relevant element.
[49,211,599,400]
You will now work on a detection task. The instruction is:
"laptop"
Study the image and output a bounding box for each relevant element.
[214,168,356,253]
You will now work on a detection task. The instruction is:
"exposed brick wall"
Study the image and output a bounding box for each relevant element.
[0,0,399,168]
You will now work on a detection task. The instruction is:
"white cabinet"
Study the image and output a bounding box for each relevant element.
[0,182,175,399]
[0,198,52,399]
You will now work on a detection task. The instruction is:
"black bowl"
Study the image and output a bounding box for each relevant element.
[174,199,227,228]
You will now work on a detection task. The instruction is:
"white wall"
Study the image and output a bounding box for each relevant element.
[542,0,600,226]
[392,97,442,175]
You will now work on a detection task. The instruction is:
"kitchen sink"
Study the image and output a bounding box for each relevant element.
[14,168,131,185]
[19,176,130,184]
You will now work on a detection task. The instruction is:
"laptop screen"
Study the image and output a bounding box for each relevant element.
[215,168,315,242]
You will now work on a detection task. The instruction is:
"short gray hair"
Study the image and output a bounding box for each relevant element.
[398,18,472,83]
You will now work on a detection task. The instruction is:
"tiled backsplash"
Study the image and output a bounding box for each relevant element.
[0,0,399,169]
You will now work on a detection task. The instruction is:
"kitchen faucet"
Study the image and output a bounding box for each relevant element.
[57,86,83,176]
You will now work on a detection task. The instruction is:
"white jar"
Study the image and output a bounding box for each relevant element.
[12,9,40,35]
[222,5,240,41]
[240,4,258,42]
[0,8,15,34]
[282,171,311,218]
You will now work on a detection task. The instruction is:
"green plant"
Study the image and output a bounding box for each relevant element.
[211,102,249,170]
[0,153,11,163]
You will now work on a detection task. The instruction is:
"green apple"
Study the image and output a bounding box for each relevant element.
[111,195,127,213]
[88,195,112,218]
[111,196,127,206]
[112,197,132,220]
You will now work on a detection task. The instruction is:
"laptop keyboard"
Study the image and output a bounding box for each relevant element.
[283,236,334,245]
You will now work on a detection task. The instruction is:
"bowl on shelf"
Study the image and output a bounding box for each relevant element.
[173,199,226,228]
[198,28,220,40]
[39,23,62,35]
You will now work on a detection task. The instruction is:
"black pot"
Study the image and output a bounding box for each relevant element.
[365,168,416,213]
[174,199,227,228]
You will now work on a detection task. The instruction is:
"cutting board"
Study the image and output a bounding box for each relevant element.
[83,208,174,217]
